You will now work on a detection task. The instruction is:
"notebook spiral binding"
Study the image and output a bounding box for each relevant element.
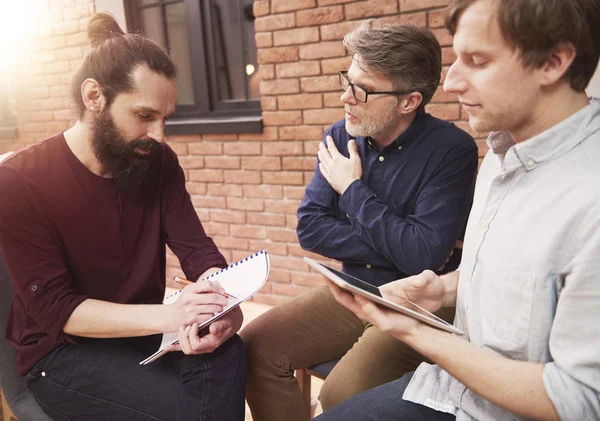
[164,250,267,302]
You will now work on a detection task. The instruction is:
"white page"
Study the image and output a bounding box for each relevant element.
[140,250,270,365]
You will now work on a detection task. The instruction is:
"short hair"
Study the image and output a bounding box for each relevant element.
[70,13,177,116]
[343,20,442,110]
[446,0,600,92]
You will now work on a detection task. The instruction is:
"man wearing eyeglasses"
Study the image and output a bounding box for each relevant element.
[241,20,478,421]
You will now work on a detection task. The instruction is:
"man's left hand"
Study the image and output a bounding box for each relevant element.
[166,306,244,355]
[318,135,362,195]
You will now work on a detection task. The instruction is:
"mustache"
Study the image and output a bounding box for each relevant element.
[127,138,159,154]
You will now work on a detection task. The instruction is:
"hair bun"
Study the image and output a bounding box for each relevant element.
[87,12,125,48]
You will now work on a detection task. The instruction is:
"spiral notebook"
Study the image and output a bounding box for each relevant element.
[140,250,270,365]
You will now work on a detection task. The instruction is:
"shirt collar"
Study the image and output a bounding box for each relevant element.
[488,97,600,172]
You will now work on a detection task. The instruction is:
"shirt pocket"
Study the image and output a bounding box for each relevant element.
[479,263,536,360]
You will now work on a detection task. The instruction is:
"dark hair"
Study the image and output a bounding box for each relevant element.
[343,20,442,110]
[446,0,600,92]
[71,13,177,116]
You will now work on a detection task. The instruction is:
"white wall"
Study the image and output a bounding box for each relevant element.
[586,60,600,97]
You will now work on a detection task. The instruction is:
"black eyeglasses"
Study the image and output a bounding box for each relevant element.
[339,71,410,103]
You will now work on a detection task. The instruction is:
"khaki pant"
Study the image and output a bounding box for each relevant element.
[240,286,455,421]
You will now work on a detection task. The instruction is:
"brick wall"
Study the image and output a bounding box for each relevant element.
[1,0,487,307]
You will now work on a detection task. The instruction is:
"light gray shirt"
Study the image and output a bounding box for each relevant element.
[404,98,600,421]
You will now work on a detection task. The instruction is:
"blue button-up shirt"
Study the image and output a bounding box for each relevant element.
[297,111,478,286]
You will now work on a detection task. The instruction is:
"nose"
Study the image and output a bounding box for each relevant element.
[340,85,358,105]
[148,120,166,143]
[443,60,468,95]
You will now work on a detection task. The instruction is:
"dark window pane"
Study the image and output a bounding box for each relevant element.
[166,2,195,105]
[141,6,166,49]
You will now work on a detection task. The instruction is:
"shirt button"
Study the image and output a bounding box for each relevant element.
[31,285,38,292]
[366,264,372,269]
[527,159,535,167]
[397,146,402,150]
[346,213,349,218]
[480,221,489,230]
[378,156,385,162]
[463,323,468,332]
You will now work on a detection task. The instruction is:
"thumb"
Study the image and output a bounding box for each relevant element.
[348,139,358,157]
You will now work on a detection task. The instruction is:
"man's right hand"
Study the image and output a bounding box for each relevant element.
[168,280,229,329]
[380,270,446,313]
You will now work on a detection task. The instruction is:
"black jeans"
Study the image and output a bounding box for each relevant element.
[26,334,246,421]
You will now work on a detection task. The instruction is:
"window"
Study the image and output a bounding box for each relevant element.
[125,0,262,135]
[0,74,17,140]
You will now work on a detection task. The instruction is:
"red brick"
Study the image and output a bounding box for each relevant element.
[453,121,487,140]
[287,244,326,260]
[265,199,301,214]
[431,85,458,103]
[283,157,317,170]
[247,213,287,227]
[442,47,457,65]
[380,11,427,26]
[320,21,357,43]
[228,197,265,212]
[63,4,89,20]
[224,170,262,184]
[167,142,188,155]
[214,235,249,250]
[188,142,223,155]
[203,222,229,236]
[262,111,303,126]
[321,56,352,75]
[297,6,344,27]
[278,93,323,110]
[188,169,224,183]
[262,141,304,156]
[243,184,284,198]
[253,1,270,17]
[304,140,322,155]
[345,0,398,19]
[255,32,273,48]
[440,65,450,84]
[239,127,279,141]
[230,225,268,239]
[324,92,343,107]
[241,156,281,170]
[191,196,227,209]
[261,96,277,111]
[284,185,307,199]
[317,0,355,5]
[401,0,449,12]
[428,9,447,28]
[260,79,300,95]
[271,255,307,271]
[304,171,315,185]
[205,156,240,169]
[279,125,324,141]
[210,209,246,224]
[299,41,345,60]
[42,36,67,50]
[30,111,55,122]
[286,214,298,229]
[301,75,338,92]
[276,61,321,78]
[224,142,262,156]
[432,28,453,47]
[67,32,87,46]
[55,46,83,61]
[425,103,460,120]
[303,108,345,125]
[258,64,275,80]
[178,156,205,169]
[167,134,202,143]
[272,0,316,13]
[273,27,319,47]
[272,283,312,297]
[202,134,237,141]
[252,294,289,306]
[27,87,49,99]
[31,50,56,64]
[265,267,291,283]
[291,271,327,287]
[53,20,79,35]
[263,171,304,185]
[258,46,299,64]
[206,184,244,197]
[255,14,296,32]
[53,108,72,120]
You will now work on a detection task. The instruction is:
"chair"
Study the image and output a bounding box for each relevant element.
[296,359,339,419]
[0,251,54,421]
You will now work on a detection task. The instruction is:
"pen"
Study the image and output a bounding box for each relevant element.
[173,276,239,300]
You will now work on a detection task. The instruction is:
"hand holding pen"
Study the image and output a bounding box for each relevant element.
[174,276,239,300]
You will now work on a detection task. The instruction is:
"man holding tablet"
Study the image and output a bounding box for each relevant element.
[242,19,478,421]
[318,0,600,420]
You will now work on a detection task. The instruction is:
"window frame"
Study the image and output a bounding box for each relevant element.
[125,0,262,135]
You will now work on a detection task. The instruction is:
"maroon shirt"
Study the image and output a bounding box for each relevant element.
[0,134,227,375]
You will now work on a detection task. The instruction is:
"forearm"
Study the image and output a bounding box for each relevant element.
[63,298,173,338]
[404,326,559,421]
[440,271,459,307]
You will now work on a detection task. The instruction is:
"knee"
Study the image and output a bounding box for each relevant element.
[239,316,276,363]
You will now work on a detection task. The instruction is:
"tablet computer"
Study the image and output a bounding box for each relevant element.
[303,257,463,335]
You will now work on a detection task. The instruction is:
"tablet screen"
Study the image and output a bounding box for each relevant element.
[321,264,382,297]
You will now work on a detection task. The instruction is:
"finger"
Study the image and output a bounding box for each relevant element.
[319,162,332,183]
[188,323,203,352]
[348,139,359,160]
[188,303,224,314]
[164,343,182,353]
[318,141,332,162]
[179,325,192,354]
[184,292,228,307]
[326,135,342,158]
[186,280,225,295]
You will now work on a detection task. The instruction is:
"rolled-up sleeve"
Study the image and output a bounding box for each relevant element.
[542,204,600,420]
[0,166,87,342]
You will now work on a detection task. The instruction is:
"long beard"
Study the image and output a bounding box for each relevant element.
[90,110,158,190]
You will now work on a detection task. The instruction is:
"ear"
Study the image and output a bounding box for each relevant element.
[81,78,106,114]
[539,42,577,87]
[397,92,423,115]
